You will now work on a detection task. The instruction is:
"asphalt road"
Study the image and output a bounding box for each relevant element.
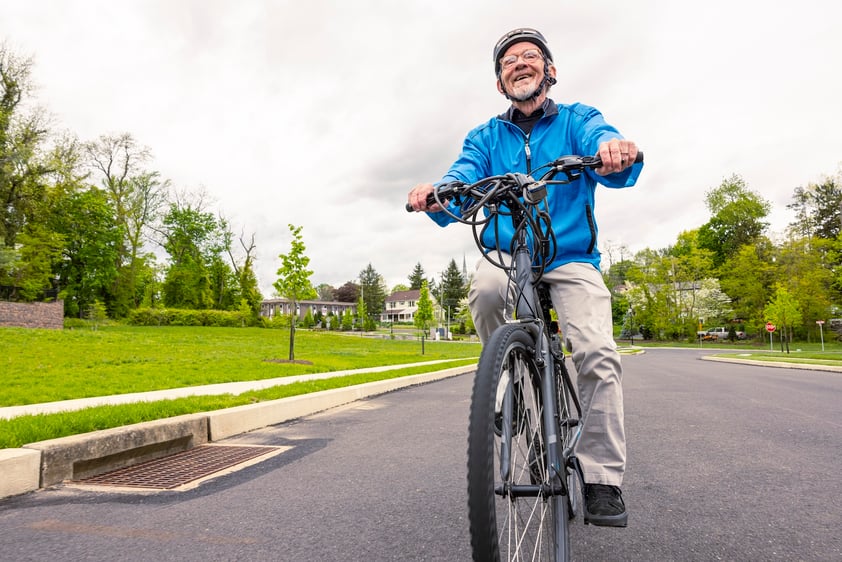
[0,348,840,561]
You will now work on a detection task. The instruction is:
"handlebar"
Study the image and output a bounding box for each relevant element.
[405,151,643,212]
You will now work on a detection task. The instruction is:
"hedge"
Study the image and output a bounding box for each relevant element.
[128,307,255,327]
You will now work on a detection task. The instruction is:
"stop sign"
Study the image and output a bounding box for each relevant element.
[766,322,776,332]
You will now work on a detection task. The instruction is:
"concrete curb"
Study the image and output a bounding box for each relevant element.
[1,365,475,500]
[702,355,842,372]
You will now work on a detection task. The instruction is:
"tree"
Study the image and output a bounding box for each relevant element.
[334,281,359,302]
[0,43,51,250]
[50,188,122,317]
[85,133,168,316]
[316,283,336,301]
[776,237,832,339]
[414,280,435,353]
[455,296,476,335]
[440,258,467,317]
[764,283,802,353]
[274,224,317,360]
[6,221,63,301]
[341,307,353,330]
[698,174,771,267]
[159,200,224,309]
[622,249,672,339]
[236,248,262,318]
[666,230,716,336]
[719,242,775,335]
[0,43,58,301]
[356,295,369,331]
[787,175,842,241]
[408,262,426,290]
[222,228,262,318]
[359,263,387,329]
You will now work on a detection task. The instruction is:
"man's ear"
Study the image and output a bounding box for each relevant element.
[496,78,505,95]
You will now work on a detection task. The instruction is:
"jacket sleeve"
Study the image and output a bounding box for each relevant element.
[574,104,643,189]
[425,126,492,227]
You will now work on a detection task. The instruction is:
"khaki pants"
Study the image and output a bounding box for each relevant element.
[468,257,626,486]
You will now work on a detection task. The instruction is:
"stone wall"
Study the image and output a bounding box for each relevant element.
[0,300,64,329]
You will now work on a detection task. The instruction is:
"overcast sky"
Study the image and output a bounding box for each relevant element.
[3,0,841,295]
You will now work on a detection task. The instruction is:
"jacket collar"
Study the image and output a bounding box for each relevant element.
[499,98,558,122]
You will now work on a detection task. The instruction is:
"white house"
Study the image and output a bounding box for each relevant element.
[381,289,440,324]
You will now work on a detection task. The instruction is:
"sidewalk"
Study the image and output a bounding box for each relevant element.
[0,359,471,420]
[0,361,477,499]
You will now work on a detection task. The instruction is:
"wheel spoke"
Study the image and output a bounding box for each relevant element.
[468,325,573,561]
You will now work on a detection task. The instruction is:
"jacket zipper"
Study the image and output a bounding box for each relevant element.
[524,133,532,174]
[585,204,597,254]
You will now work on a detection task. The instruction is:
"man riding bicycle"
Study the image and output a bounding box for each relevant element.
[407,27,643,527]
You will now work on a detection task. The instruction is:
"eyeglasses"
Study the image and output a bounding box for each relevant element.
[499,49,543,70]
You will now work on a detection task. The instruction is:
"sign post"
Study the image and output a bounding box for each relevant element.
[765,322,776,351]
[817,320,825,352]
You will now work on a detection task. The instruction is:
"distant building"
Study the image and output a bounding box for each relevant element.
[261,290,442,327]
[381,289,440,324]
[260,298,356,321]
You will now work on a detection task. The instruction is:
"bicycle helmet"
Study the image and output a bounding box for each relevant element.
[493,28,553,75]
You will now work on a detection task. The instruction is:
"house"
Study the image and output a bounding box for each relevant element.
[381,289,439,324]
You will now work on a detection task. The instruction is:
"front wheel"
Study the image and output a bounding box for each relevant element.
[467,324,567,561]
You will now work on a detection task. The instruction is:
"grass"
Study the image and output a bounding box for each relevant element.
[0,326,480,406]
[4,325,836,448]
[0,359,475,448]
[0,325,480,447]
[712,350,842,366]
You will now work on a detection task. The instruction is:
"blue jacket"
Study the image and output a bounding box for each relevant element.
[428,99,642,271]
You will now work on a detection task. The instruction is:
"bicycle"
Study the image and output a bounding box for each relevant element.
[407,151,643,561]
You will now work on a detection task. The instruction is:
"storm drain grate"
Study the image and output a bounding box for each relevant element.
[75,445,281,490]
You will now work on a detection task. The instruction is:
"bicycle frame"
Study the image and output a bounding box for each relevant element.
[499,198,583,501]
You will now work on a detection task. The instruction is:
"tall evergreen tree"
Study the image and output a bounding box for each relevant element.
[359,263,387,328]
[440,258,467,315]
[408,262,426,290]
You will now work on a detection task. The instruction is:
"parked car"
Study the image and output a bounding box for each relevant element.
[704,326,746,340]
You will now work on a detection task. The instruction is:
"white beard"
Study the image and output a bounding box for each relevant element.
[506,77,543,102]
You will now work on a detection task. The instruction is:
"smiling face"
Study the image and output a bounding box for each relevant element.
[496,41,556,104]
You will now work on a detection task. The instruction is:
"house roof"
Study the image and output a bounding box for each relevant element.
[386,290,421,302]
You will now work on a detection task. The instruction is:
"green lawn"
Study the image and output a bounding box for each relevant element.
[0,326,481,406]
[712,350,842,366]
[0,326,480,447]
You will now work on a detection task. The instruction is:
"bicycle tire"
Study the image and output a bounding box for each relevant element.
[467,324,568,561]
[555,358,581,524]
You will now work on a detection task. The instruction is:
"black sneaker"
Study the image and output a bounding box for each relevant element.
[584,484,628,527]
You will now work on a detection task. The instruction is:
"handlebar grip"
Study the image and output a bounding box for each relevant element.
[634,150,644,163]
[405,191,441,213]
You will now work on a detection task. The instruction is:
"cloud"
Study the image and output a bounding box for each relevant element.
[2,0,841,296]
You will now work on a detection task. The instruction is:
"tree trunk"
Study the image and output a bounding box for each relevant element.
[289,313,296,361]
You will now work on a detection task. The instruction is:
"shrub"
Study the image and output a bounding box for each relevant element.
[128,308,256,327]
[259,314,290,329]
